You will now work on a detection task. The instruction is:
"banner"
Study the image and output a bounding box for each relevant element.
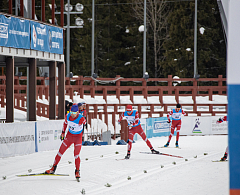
[181,117,212,135]
[211,116,228,134]
[0,14,30,49]
[30,21,63,54]
[146,117,172,138]
[0,122,35,158]
[36,120,64,152]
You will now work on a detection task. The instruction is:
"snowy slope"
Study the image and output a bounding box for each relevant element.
[0,135,228,195]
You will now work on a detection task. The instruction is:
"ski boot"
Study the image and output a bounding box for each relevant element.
[164,142,169,147]
[151,148,160,154]
[125,153,130,159]
[75,169,80,182]
[220,153,227,161]
[45,165,57,174]
[175,141,179,148]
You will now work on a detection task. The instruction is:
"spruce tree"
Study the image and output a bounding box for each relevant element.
[162,0,226,78]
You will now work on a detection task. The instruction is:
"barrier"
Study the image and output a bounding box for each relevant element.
[0,116,227,158]
[0,122,35,158]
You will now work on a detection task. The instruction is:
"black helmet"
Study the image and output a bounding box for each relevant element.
[176,103,181,108]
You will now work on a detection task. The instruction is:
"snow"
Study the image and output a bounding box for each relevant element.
[0,95,229,194]
[0,135,228,195]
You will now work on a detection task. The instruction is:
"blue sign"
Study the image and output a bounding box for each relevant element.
[49,25,63,54]
[30,21,48,52]
[146,117,174,138]
[30,21,63,54]
[0,14,30,49]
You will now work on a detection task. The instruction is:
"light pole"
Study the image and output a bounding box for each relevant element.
[143,0,147,78]
[55,2,84,77]
[91,0,95,78]
[194,0,199,79]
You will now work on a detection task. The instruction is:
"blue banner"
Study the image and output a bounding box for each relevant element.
[30,21,63,54]
[49,25,63,54]
[146,117,175,138]
[0,14,30,49]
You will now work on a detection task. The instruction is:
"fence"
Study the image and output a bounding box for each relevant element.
[0,75,227,138]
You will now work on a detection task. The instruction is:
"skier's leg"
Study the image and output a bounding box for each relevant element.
[53,136,72,165]
[168,123,175,143]
[137,126,153,149]
[127,130,135,153]
[176,121,182,142]
[74,134,83,171]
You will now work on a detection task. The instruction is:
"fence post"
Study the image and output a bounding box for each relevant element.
[218,75,223,95]
[168,75,172,95]
[120,119,128,142]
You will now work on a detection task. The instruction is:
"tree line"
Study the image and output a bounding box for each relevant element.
[0,0,226,79]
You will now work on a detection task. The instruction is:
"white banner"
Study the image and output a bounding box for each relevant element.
[0,122,35,158]
[211,116,228,134]
[181,116,227,135]
[36,120,65,152]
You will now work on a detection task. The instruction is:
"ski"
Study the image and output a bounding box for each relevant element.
[115,158,128,161]
[16,173,69,177]
[140,152,183,158]
[159,146,181,149]
[212,160,228,162]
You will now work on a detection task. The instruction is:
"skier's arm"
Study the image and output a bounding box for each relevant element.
[79,116,86,126]
[167,110,173,122]
[61,114,68,140]
[62,114,68,133]
[182,110,187,116]
[132,111,139,126]
[118,113,124,124]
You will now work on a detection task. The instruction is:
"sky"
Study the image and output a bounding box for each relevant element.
[0,135,228,195]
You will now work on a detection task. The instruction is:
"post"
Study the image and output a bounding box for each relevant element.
[143,0,146,77]
[66,0,70,77]
[228,1,240,194]
[91,0,95,77]
[6,57,14,123]
[194,0,198,78]
[28,58,36,121]
[120,119,128,142]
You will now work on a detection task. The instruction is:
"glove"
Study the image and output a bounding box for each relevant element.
[167,120,171,123]
[60,132,65,141]
[128,125,133,129]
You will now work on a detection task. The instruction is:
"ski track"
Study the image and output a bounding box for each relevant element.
[0,136,228,195]
[80,151,223,195]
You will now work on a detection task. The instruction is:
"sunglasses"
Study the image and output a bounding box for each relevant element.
[70,111,78,115]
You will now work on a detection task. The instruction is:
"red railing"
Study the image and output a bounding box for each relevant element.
[0,75,227,127]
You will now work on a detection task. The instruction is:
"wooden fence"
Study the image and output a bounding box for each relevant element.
[0,75,227,134]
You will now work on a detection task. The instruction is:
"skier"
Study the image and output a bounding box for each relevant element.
[78,102,87,133]
[164,103,187,148]
[118,105,159,159]
[45,104,86,180]
[216,115,228,161]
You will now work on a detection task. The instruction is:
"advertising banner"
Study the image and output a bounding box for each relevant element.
[30,21,63,54]
[211,116,228,134]
[181,117,212,135]
[0,14,30,49]
[36,120,64,152]
[0,122,35,158]
[146,117,171,138]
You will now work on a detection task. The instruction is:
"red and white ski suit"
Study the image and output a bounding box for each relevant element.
[167,109,186,143]
[53,113,86,170]
[118,110,153,153]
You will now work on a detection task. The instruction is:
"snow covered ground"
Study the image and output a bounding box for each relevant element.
[0,135,228,195]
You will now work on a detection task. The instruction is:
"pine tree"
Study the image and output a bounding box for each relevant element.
[162,0,226,78]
